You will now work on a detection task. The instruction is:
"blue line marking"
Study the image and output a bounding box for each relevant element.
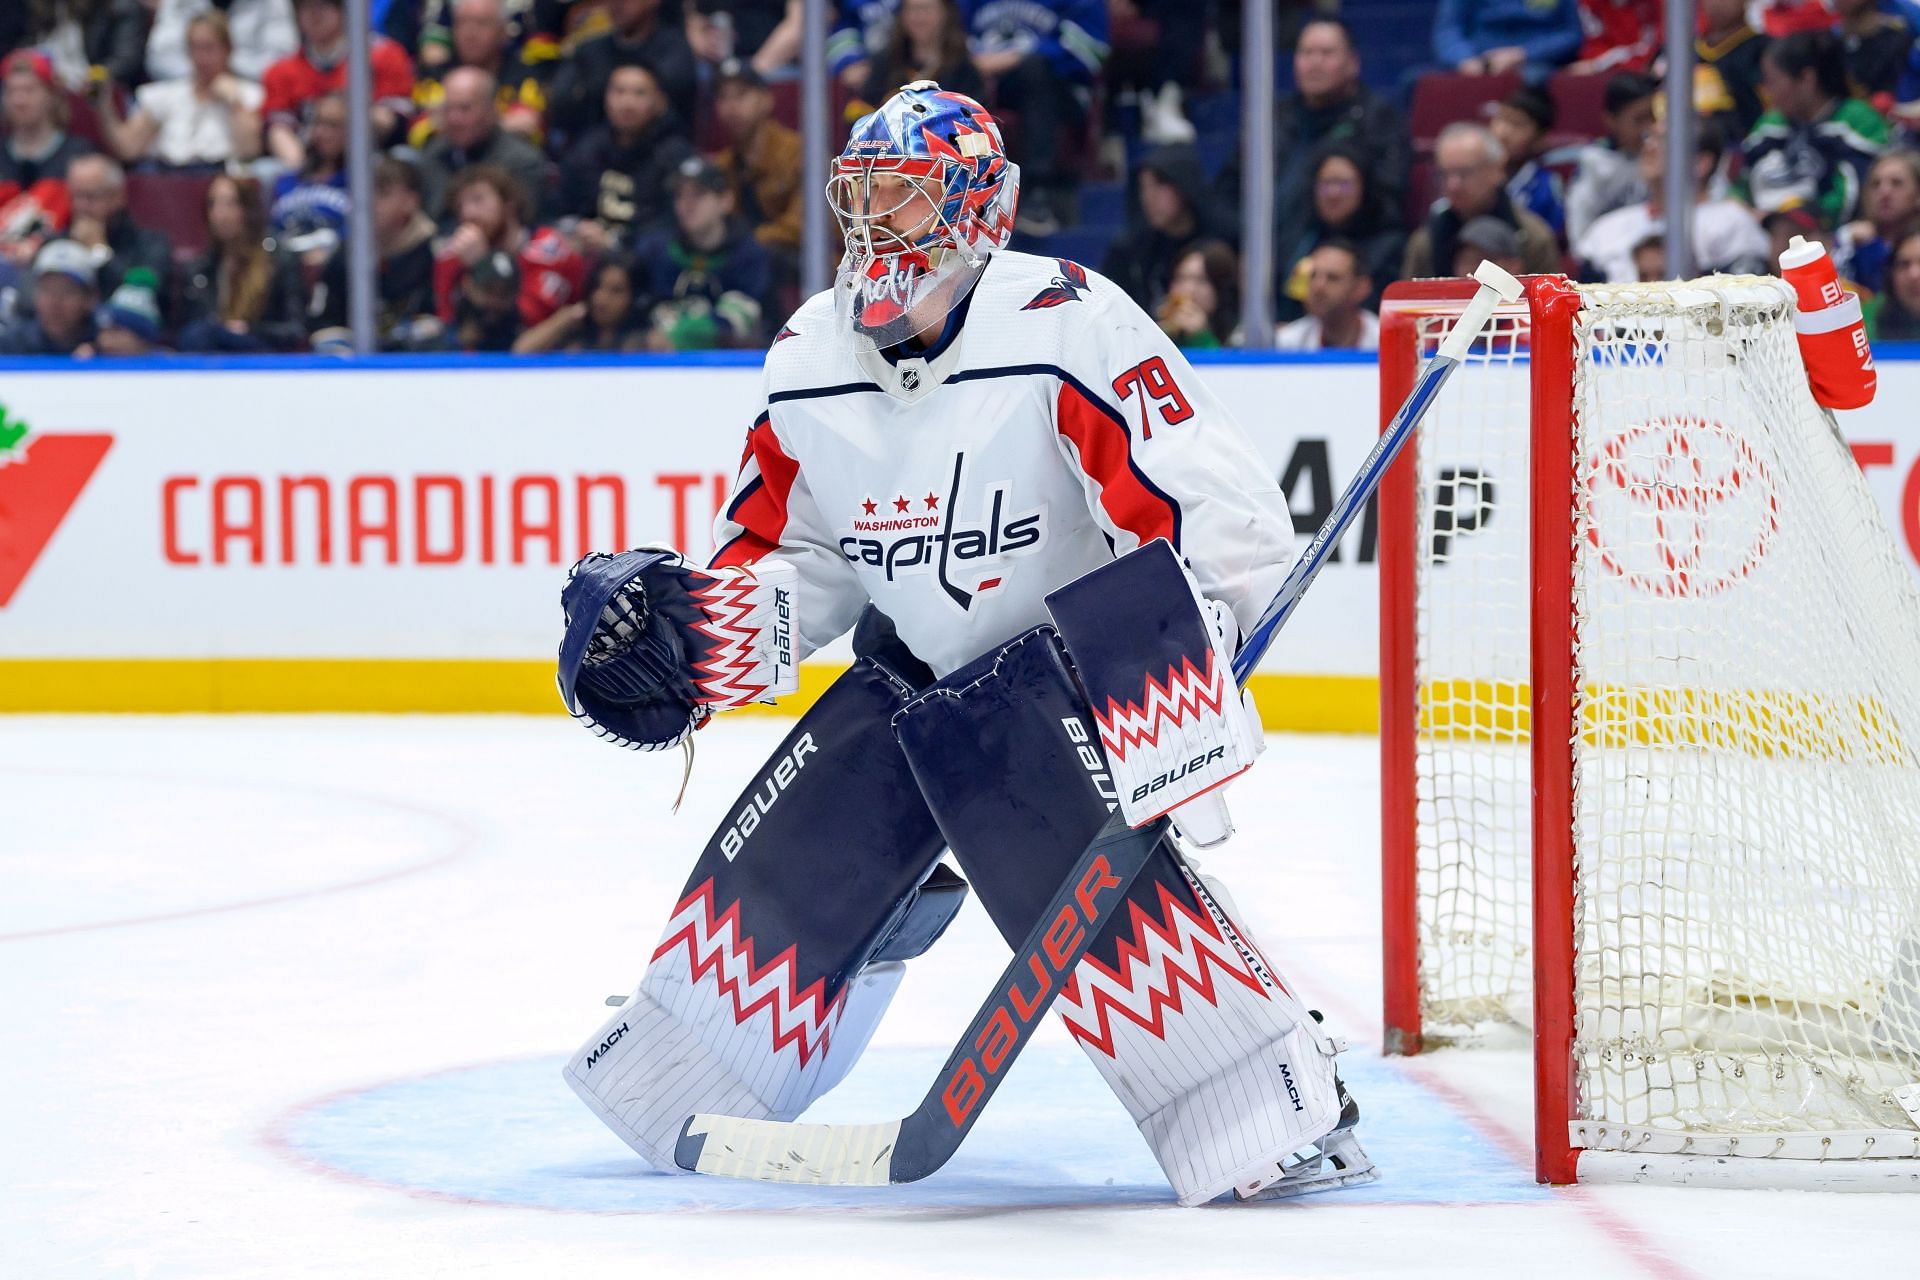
[8,341,1920,375]
[0,350,768,373]
[277,1045,1547,1212]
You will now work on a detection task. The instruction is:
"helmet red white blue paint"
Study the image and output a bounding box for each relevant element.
[829,81,1020,349]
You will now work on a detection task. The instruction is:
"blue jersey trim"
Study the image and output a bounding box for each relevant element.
[946,362,1185,551]
[944,361,1060,386]
[767,380,883,404]
[724,475,764,522]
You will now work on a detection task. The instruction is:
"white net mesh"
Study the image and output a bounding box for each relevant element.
[1407,277,1920,1154]
[1412,308,1535,1034]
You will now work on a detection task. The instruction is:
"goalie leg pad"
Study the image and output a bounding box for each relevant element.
[567,960,910,1172]
[564,657,954,1169]
[869,862,968,963]
[892,628,1356,1205]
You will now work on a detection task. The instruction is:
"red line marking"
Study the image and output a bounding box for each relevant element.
[0,765,478,942]
[1287,947,1704,1280]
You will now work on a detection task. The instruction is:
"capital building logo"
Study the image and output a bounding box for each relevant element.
[0,403,113,607]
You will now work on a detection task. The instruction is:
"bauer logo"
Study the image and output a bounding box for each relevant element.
[1130,745,1227,804]
[718,732,818,861]
[0,406,113,608]
[1060,716,1119,813]
[772,586,793,671]
[839,451,1045,610]
[939,853,1123,1129]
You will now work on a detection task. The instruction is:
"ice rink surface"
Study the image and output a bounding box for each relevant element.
[6,714,1917,1279]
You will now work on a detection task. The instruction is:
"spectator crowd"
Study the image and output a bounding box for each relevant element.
[4,0,1920,357]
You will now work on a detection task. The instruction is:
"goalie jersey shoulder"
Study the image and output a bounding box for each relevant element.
[762,290,866,398]
[988,249,1106,314]
[958,250,1141,370]
[760,252,1140,399]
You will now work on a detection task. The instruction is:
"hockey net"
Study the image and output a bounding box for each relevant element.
[1379,275,1920,1185]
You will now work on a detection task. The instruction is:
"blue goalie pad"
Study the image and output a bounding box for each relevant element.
[891,627,1351,1209]
[890,628,1200,965]
[667,656,955,993]
[565,654,967,1167]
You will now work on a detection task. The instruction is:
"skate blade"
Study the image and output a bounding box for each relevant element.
[1236,1163,1380,1201]
[1232,1132,1378,1202]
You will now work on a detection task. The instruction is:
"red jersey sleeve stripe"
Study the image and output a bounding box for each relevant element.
[711,414,797,568]
[1055,375,1183,550]
[711,529,778,569]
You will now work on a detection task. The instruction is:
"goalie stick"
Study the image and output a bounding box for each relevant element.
[672,261,1525,1187]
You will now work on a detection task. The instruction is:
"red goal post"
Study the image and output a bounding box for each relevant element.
[1377,274,1920,1189]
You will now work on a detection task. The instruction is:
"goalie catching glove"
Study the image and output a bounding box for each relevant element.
[557,548,799,751]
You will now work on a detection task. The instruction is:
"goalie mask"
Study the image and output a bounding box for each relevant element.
[829,81,1019,351]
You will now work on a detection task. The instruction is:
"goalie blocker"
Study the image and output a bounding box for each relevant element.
[1045,538,1264,840]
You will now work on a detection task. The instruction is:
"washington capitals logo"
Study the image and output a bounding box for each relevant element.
[1022,259,1090,310]
[840,452,1046,610]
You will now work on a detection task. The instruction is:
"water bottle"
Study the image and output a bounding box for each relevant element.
[1779,234,1876,411]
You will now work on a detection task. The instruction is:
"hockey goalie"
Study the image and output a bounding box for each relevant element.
[554,82,1374,1206]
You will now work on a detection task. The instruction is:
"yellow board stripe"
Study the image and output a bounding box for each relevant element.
[1417,678,1911,764]
[4,662,1899,762]
[0,659,1381,732]
[1417,679,1532,738]
[0,659,567,714]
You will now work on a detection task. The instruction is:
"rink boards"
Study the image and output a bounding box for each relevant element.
[4,348,1920,726]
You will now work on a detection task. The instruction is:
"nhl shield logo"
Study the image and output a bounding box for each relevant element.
[901,367,921,392]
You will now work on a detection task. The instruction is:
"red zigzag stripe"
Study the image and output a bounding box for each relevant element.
[650,878,846,1067]
[1093,650,1227,762]
[689,574,769,705]
[1059,881,1271,1058]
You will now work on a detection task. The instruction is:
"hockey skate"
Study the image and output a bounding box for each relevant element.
[1231,1071,1378,1203]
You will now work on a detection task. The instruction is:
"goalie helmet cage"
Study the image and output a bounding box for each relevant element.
[1378,274,1920,1189]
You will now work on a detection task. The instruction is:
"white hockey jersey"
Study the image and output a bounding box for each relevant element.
[710,250,1295,678]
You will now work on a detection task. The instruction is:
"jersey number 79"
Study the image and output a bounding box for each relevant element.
[1112,356,1194,440]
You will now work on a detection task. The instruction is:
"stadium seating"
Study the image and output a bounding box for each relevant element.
[1409,71,1523,155]
[1547,73,1611,150]
[126,172,216,259]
